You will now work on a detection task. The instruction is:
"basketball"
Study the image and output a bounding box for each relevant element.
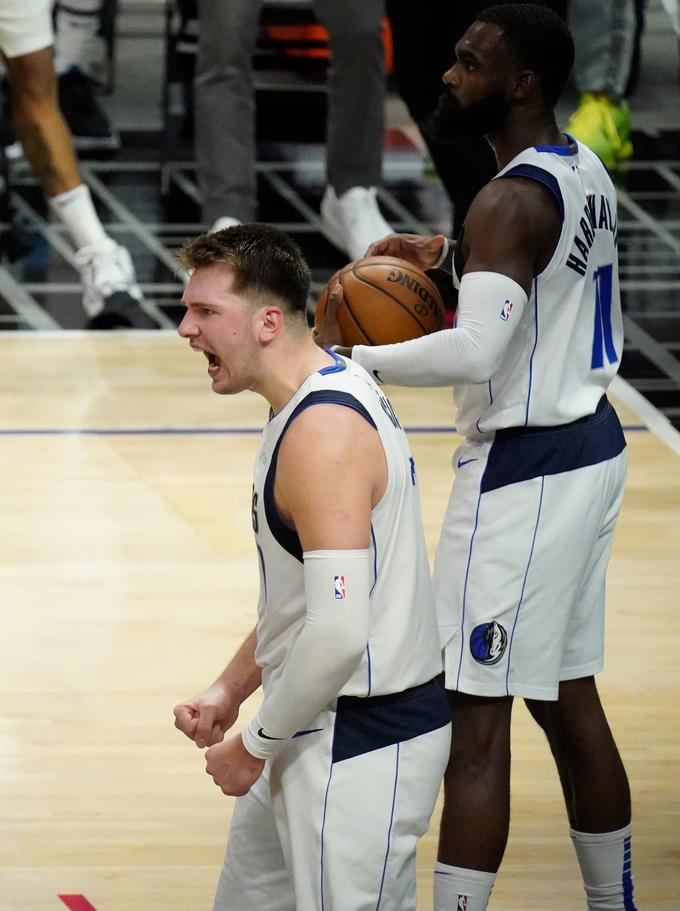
[314,256,445,346]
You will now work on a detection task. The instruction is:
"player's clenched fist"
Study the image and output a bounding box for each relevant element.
[205,734,265,797]
[173,681,240,749]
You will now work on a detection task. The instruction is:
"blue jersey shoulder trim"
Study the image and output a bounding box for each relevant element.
[264,390,377,562]
[498,163,565,222]
[533,143,576,155]
[319,348,347,375]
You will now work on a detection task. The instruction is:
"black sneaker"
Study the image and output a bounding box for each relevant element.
[58,67,120,151]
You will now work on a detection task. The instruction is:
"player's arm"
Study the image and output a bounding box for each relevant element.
[335,180,559,386]
[241,405,385,760]
[174,626,262,748]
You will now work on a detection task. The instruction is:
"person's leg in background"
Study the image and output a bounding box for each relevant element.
[315,0,393,260]
[194,0,262,231]
[566,0,636,169]
[433,692,513,911]
[2,3,142,320]
[53,0,119,150]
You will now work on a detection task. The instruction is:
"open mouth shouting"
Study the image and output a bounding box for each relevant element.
[205,350,222,376]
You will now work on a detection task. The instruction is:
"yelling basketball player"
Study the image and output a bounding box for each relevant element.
[173,223,451,910]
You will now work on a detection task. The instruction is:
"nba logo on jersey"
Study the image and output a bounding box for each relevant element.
[500,299,513,322]
[457,896,468,911]
[334,575,347,599]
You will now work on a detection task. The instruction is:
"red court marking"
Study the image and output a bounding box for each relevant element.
[58,897,99,911]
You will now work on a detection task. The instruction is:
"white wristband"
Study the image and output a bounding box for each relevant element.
[430,237,450,271]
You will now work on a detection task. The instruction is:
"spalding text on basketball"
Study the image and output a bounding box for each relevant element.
[386,268,440,317]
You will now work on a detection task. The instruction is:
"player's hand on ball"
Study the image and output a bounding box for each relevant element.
[173,681,241,749]
[313,281,345,350]
[365,233,447,272]
[205,733,265,797]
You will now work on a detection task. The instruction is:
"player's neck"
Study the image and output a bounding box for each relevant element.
[256,335,337,415]
[489,113,566,170]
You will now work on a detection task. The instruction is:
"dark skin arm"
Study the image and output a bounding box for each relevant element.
[314,176,562,351]
[458,176,562,293]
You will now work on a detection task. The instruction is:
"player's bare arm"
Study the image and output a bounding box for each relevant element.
[174,626,261,748]
[237,405,385,769]
[461,176,563,292]
[275,403,387,547]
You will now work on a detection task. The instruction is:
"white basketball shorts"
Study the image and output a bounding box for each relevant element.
[0,0,53,59]
[212,679,451,911]
[435,397,627,700]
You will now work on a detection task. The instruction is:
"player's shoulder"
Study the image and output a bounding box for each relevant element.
[466,174,560,250]
[281,396,380,462]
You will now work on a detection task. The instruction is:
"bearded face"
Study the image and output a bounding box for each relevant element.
[423,85,510,145]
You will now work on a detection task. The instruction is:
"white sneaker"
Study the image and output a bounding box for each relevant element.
[320,186,392,260]
[75,239,143,318]
[210,216,242,233]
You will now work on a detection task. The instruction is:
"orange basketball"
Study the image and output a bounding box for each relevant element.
[315,256,444,346]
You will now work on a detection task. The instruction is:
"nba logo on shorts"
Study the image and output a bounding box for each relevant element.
[457,896,468,911]
[500,299,513,321]
[334,575,347,599]
[470,620,508,665]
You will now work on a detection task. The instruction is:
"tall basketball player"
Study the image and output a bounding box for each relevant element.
[173,223,451,910]
[315,5,637,911]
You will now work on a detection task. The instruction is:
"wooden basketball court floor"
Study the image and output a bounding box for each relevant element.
[0,331,678,911]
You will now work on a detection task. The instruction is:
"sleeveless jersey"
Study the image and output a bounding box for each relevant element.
[250,351,442,698]
[453,140,623,438]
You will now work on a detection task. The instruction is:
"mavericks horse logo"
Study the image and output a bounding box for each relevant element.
[470,621,508,665]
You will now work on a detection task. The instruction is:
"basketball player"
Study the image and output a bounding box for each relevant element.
[173,223,451,910]
[315,6,637,911]
[0,1,142,320]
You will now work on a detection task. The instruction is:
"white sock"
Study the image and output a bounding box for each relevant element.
[434,862,496,911]
[571,823,638,911]
[49,184,109,251]
[53,1,103,76]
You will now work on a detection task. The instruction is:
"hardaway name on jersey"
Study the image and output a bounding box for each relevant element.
[250,353,442,699]
[453,139,623,439]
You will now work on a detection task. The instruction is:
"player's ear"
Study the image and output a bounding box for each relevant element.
[512,69,535,101]
[257,305,285,342]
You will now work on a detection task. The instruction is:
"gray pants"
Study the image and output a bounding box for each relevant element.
[196,0,386,225]
[569,0,635,99]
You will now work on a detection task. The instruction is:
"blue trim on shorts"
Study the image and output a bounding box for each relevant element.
[505,476,544,694]
[263,390,377,562]
[332,679,450,764]
[375,743,400,910]
[481,397,626,494]
[457,485,484,689]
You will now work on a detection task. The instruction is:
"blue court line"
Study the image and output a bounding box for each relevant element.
[0,425,648,436]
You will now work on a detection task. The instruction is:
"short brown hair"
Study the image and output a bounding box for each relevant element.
[179,223,311,315]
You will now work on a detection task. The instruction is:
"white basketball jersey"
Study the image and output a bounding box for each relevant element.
[454,140,623,438]
[250,352,442,698]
